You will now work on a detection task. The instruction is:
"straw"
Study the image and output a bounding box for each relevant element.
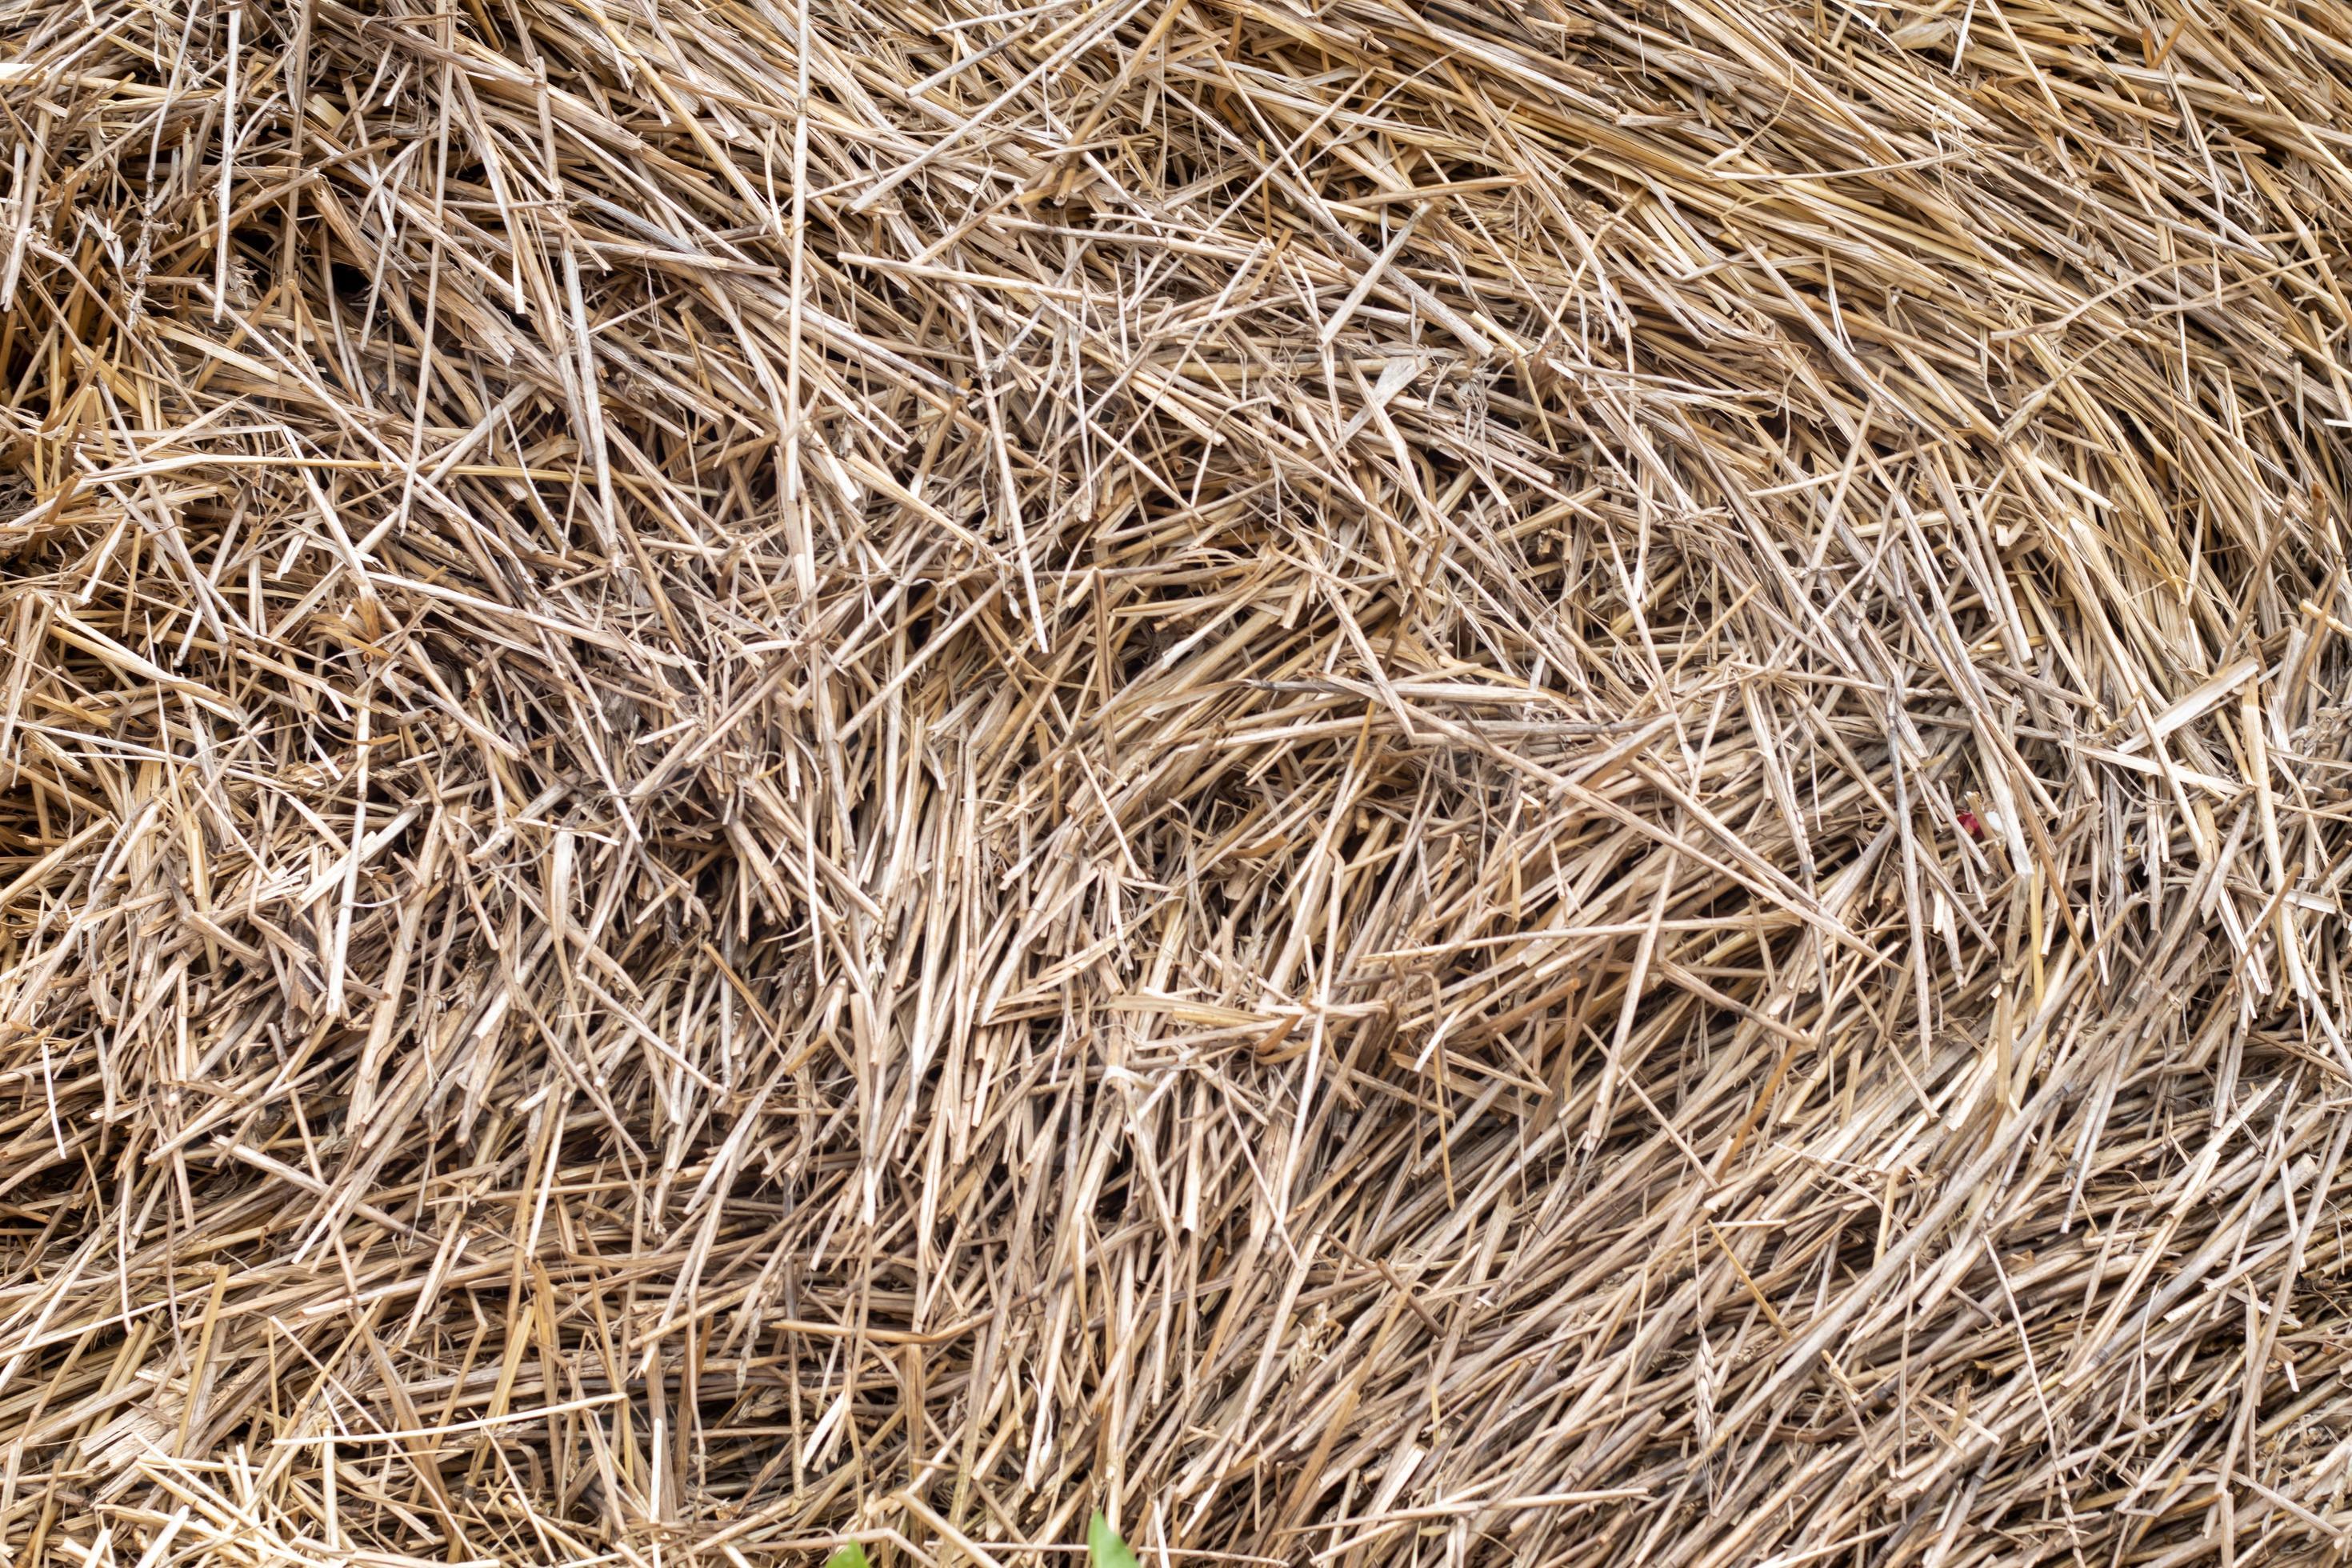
[4,0,2352,1562]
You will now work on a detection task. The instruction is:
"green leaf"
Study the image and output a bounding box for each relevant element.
[1088,1510,1140,1568]
[824,1544,871,1568]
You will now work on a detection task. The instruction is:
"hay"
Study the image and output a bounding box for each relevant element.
[2,0,2352,1561]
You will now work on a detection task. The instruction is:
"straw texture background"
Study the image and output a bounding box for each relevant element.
[4,0,2352,1562]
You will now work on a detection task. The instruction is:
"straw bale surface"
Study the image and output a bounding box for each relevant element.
[4,0,2352,1562]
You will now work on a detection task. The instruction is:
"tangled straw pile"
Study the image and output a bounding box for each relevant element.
[10,0,2352,1562]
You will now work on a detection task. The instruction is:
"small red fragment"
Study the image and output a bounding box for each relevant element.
[1956,810,1984,841]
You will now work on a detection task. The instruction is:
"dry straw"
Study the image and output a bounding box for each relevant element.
[2,0,2351,1562]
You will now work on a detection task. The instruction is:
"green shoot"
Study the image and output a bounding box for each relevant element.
[1088,1511,1141,1568]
